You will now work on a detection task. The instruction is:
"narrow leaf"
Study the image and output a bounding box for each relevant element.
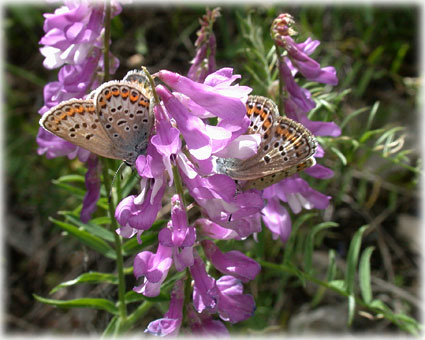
[345,225,369,295]
[327,280,347,294]
[304,222,339,273]
[103,316,120,337]
[347,294,356,326]
[49,217,116,259]
[63,213,115,242]
[124,290,169,304]
[359,246,375,304]
[55,174,86,183]
[33,294,118,315]
[330,146,347,166]
[50,272,118,294]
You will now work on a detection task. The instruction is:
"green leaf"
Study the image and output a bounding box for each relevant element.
[33,294,118,315]
[122,219,167,256]
[90,216,111,225]
[283,213,316,264]
[326,249,337,282]
[345,225,369,295]
[347,294,356,326]
[63,213,115,242]
[52,181,86,196]
[122,301,154,333]
[49,217,116,259]
[365,101,380,131]
[359,128,386,143]
[50,272,118,294]
[103,316,120,337]
[311,249,337,307]
[339,107,369,130]
[327,280,346,294]
[122,232,157,256]
[304,222,339,273]
[55,174,86,183]
[369,299,391,313]
[330,146,347,166]
[359,246,374,304]
[124,290,169,304]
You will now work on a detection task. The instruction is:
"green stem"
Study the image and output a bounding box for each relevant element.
[101,160,127,322]
[142,66,160,104]
[102,0,126,325]
[182,268,192,325]
[103,1,111,82]
[275,42,284,115]
[172,164,187,207]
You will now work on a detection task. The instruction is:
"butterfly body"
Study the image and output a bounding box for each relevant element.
[214,95,317,190]
[39,70,154,165]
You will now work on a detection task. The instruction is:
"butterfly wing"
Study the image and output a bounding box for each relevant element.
[220,95,317,181]
[243,157,316,190]
[94,81,154,164]
[39,99,127,160]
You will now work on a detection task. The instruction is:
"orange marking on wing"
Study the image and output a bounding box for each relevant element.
[105,92,112,100]
[112,89,120,96]
[263,119,272,129]
[130,94,139,102]
[121,90,129,98]
[138,99,149,107]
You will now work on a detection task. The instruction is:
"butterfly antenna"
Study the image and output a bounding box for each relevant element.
[109,161,127,203]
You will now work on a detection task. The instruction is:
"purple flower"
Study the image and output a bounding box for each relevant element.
[80,154,101,223]
[133,244,173,297]
[158,68,251,127]
[283,36,338,85]
[145,279,184,336]
[195,218,238,240]
[158,195,196,271]
[181,172,263,238]
[157,85,213,160]
[261,197,292,242]
[187,8,220,82]
[201,240,261,282]
[191,251,218,313]
[114,177,166,232]
[263,176,331,214]
[279,59,316,113]
[37,2,120,161]
[40,2,119,69]
[187,309,229,336]
[215,276,256,323]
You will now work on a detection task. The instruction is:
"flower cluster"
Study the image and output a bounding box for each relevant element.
[37,1,121,222]
[38,5,341,335]
[256,13,341,242]
[37,1,121,161]
[187,7,220,83]
[114,12,340,334]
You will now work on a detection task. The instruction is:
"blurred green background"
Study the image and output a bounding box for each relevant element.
[4,4,420,335]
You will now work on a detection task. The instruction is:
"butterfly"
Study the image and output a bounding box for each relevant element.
[214,95,318,190]
[39,70,154,165]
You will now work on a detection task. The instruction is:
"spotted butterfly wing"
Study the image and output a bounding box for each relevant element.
[214,95,317,189]
[39,98,130,160]
[93,81,154,164]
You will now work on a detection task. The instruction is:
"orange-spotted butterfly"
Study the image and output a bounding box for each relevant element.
[214,95,317,190]
[39,70,154,165]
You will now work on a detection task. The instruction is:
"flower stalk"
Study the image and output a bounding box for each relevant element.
[102,0,126,325]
